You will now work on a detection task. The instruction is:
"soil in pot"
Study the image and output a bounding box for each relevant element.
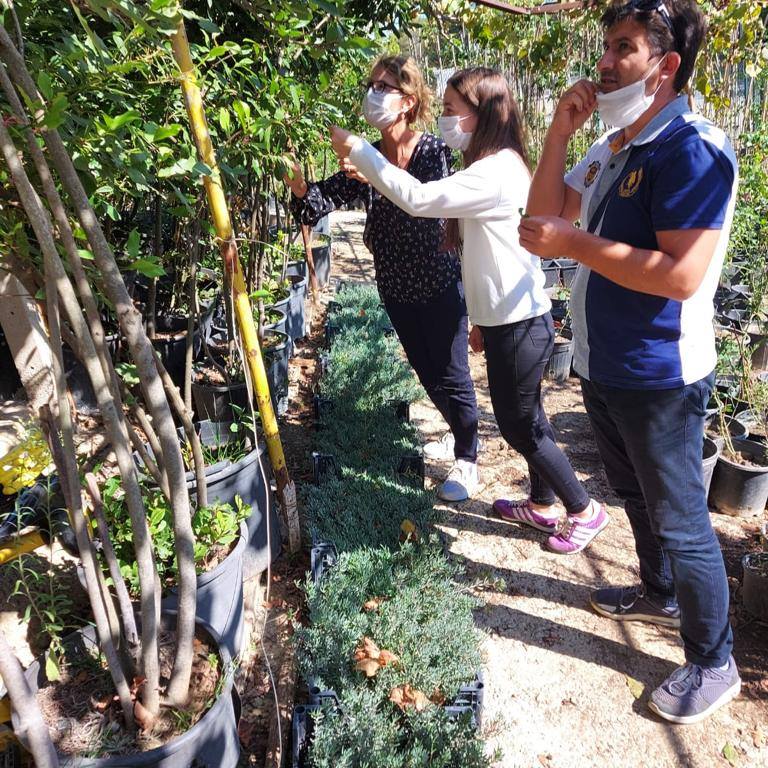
[28,620,230,762]
[709,437,768,517]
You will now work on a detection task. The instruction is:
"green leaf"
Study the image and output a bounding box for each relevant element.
[77,248,94,261]
[218,107,231,133]
[126,229,141,260]
[41,93,69,130]
[130,259,165,279]
[151,124,182,142]
[37,71,53,101]
[45,653,61,682]
[722,743,739,766]
[102,110,141,132]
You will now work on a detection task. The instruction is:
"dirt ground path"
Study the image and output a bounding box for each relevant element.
[328,209,768,768]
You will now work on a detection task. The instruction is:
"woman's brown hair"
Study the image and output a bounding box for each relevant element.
[447,67,530,169]
[371,55,433,125]
[445,67,529,248]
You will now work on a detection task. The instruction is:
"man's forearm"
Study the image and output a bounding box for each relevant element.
[568,229,694,302]
[527,128,571,217]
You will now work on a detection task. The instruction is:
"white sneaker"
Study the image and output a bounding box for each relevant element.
[423,431,455,460]
[437,460,479,502]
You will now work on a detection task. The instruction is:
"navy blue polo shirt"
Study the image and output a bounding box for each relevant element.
[565,97,738,389]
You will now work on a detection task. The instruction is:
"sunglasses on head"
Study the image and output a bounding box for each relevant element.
[628,0,675,35]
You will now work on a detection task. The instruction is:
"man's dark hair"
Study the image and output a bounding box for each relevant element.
[600,0,707,92]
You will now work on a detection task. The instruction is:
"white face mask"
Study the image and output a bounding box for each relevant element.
[438,114,472,151]
[596,56,666,129]
[362,89,403,129]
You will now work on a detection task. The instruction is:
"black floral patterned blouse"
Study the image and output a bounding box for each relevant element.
[290,133,461,305]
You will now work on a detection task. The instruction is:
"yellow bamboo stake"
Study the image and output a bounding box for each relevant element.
[170,21,300,553]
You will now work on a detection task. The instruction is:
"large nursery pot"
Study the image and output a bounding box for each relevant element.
[311,239,332,288]
[191,374,249,423]
[287,260,308,296]
[544,328,573,383]
[263,328,290,416]
[702,436,721,497]
[152,314,200,390]
[708,437,768,517]
[135,421,281,575]
[163,520,246,658]
[12,615,240,768]
[287,273,307,344]
[741,553,768,622]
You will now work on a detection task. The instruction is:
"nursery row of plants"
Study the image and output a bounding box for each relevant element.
[292,285,492,767]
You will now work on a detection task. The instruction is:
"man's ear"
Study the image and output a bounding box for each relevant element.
[660,50,682,85]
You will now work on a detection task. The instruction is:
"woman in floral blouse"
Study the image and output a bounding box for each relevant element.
[286,55,479,501]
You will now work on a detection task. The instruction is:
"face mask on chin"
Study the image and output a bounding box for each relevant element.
[438,114,473,151]
[596,55,667,129]
[362,89,404,129]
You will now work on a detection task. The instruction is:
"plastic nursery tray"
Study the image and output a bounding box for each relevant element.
[290,673,485,768]
[311,451,341,485]
[310,540,338,585]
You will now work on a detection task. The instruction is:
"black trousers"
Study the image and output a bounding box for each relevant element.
[385,283,479,462]
[480,314,590,514]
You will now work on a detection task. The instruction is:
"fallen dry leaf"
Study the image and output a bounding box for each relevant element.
[399,519,419,543]
[625,675,644,700]
[363,597,386,612]
[354,637,381,662]
[377,649,400,667]
[354,658,381,678]
[389,684,430,712]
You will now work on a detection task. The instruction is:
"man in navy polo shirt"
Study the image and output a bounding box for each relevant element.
[521,0,740,724]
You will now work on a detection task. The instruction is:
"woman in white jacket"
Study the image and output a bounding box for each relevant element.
[331,67,607,555]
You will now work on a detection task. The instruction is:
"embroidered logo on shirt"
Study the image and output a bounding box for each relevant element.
[619,168,643,198]
[584,161,601,188]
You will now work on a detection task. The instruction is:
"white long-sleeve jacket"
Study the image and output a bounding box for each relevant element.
[349,139,551,326]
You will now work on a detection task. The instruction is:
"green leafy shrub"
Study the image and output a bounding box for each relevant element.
[101,478,250,593]
[306,469,436,553]
[309,687,490,768]
[296,543,481,700]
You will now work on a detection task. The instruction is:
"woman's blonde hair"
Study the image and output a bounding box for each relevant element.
[370,55,433,125]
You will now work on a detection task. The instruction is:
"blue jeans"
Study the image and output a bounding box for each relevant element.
[385,282,479,462]
[580,373,733,668]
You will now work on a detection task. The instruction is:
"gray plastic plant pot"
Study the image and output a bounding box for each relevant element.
[702,436,721,498]
[287,274,308,344]
[311,243,331,288]
[742,553,768,621]
[163,521,247,659]
[13,615,241,768]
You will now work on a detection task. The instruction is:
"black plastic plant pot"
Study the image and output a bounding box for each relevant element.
[313,394,333,424]
[312,451,341,485]
[555,258,578,287]
[398,454,425,486]
[13,615,241,767]
[327,300,342,315]
[550,298,569,322]
[311,243,332,288]
[324,319,339,349]
[163,521,246,659]
[444,671,485,729]
[545,328,574,383]
[310,540,338,585]
[263,306,288,338]
[152,314,201,391]
[706,414,749,449]
[708,438,768,517]
[263,329,290,417]
[541,259,559,288]
[61,335,119,416]
[287,274,308,346]
[742,553,768,622]
[191,379,249,423]
[702,436,721,498]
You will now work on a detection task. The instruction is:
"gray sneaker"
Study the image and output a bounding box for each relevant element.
[590,585,681,628]
[649,656,741,724]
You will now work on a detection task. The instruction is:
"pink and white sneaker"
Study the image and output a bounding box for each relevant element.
[546,502,609,554]
[492,498,560,533]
